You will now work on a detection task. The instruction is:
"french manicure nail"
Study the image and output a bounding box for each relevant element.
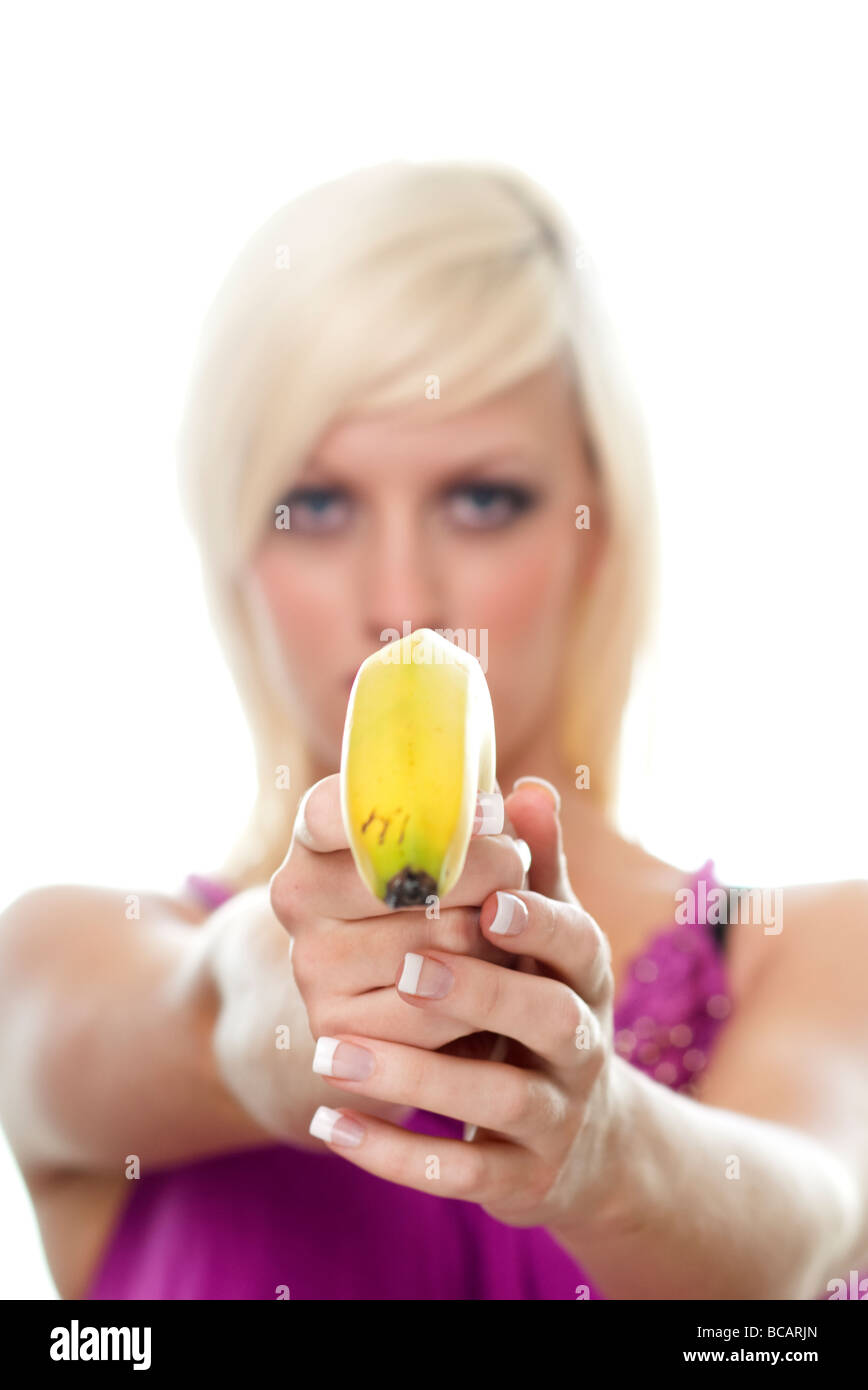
[473,790,504,835]
[313,1036,375,1080]
[489,891,529,936]
[293,784,317,848]
[514,838,532,874]
[309,1105,366,1146]
[512,776,562,813]
[398,952,454,998]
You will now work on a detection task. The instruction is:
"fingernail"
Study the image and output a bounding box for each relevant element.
[293,784,317,848]
[309,1105,366,1147]
[512,776,561,813]
[313,1037,375,1080]
[398,952,454,998]
[514,838,532,874]
[489,891,529,936]
[473,790,504,835]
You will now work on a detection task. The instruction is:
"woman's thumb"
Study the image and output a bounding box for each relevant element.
[504,778,574,903]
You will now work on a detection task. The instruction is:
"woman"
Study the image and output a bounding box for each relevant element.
[1,159,866,1301]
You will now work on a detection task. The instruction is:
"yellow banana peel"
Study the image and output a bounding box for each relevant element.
[340,627,497,909]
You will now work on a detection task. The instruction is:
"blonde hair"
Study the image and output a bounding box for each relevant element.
[176,158,659,891]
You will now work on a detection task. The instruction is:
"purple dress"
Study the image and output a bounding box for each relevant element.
[85,861,735,1300]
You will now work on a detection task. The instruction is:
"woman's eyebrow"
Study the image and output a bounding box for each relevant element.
[436,449,541,481]
[294,455,332,479]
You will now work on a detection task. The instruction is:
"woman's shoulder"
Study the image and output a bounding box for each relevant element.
[776,877,868,918]
[725,876,868,982]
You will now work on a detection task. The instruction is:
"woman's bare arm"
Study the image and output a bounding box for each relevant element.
[0,882,370,1179]
[547,881,868,1298]
[0,884,273,1176]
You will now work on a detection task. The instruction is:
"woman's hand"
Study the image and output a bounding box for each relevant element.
[303,783,629,1236]
[268,773,528,1063]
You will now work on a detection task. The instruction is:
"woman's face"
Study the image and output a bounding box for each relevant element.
[246,356,605,774]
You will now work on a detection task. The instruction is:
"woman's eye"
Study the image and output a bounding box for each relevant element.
[277,488,352,533]
[445,483,537,530]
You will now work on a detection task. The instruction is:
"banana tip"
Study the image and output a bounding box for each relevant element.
[383,867,439,909]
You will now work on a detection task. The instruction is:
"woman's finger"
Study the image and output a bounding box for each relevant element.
[393,942,606,1073]
[478,890,613,1008]
[299,979,498,1053]
[306,1103,534,1207]
[272,828,528,926]
[289,775,347,852]
[439,834,529,908]
[270,844,395,924]
[294,905,513,995]
[311,1032,564,1147]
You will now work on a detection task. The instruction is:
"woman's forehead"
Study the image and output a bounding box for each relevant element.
[305,362,581,476]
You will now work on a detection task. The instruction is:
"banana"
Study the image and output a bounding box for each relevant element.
[340,627,497,909]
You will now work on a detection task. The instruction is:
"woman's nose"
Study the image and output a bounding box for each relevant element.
[360,505,445,641]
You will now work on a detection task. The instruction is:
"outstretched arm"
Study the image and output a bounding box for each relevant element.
[548,880,868,1298]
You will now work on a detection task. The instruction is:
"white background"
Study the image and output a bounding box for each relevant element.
[1,1,865,1298]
